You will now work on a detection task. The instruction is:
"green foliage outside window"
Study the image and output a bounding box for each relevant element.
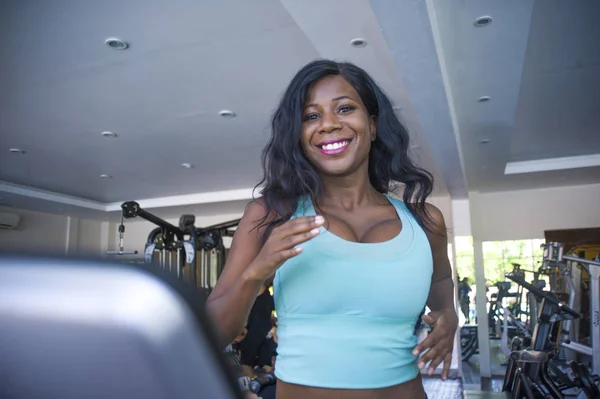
[454,237,545,285]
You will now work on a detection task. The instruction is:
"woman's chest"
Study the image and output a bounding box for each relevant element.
[274,249,433,320]
[319,204,401,243]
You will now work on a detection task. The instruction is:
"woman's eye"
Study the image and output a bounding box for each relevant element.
[338,105,355,113]
[304,113,319,121]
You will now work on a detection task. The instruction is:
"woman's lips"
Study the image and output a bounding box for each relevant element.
[317,139,350,155]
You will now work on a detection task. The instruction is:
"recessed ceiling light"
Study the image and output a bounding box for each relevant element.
[101,131,118,138]
[181,163,193,169]
[478,96,491,102]
[350,38,367,47]
[9,148,25,154]
[480,139,491,144]
[219,110,236,118]
[100,174,112,179]
[474,16,492,27]
[105,37,129,50]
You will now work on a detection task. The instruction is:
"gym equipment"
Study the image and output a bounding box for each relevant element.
[121,201,186,278]
[461,325,479,362]
[105,213,138,256]
[488,277,528,340]
[502,269,600,398]
[249,371,276,394]
[462,264,536,363]
[0,254,245,399]
[541,242,600,375]
[119,201,240,295]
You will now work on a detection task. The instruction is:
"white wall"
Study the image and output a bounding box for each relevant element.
[450,198,471,237]
[78,218,110,256]
[470,183,600,241]
[0,206,107,256]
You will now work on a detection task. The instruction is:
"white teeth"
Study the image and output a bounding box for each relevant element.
[322,140,349,150]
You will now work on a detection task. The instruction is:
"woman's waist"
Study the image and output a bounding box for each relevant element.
[276,373,426,399]
[275,314,419,383]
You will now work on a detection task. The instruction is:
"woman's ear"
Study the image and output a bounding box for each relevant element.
[370,116,377,141]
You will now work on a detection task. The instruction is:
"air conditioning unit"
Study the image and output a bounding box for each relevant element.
[0,212,20,230]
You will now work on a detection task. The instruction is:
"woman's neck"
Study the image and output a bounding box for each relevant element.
[318,169,383,209]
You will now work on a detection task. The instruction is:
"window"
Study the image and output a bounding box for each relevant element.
[452,237,546,285]
[482,239,545,283]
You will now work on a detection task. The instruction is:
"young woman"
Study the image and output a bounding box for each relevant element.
[206,59,458,399]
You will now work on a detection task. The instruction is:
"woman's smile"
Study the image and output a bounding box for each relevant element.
[316,138,353,155]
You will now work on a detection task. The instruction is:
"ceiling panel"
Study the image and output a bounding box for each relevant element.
[426,0,600,193]
[510,0,600,161]
[0,0,295,88]
[0,2,319,202]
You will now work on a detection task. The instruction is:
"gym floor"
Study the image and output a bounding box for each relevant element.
[422,377,463,398]
[462,339,507,392]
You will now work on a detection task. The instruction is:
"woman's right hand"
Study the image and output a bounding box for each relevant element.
[246,215,324,281]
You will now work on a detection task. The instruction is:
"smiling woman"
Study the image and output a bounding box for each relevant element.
[256,60,437,236]
[300,75,375,178]
[206,59,457,399]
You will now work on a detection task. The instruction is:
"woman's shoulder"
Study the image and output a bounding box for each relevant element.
[244,195,306,220]
[386,193,446,234]
[242,198,273,229]
[242,197,292,231]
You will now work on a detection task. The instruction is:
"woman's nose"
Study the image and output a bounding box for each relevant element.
[318,111,342,133]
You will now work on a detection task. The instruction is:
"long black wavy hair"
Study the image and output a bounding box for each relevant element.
[255,59,434,241]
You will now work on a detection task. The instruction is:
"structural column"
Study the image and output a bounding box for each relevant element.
[469,192,492,380]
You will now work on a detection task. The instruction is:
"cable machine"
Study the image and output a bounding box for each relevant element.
[118,201,240,295]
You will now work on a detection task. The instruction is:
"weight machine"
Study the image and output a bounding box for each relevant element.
[119,201,240,294]
[541,242,600,375]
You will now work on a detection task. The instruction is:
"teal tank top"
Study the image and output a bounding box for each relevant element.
[273,194,433,389]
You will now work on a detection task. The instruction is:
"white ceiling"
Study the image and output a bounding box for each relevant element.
[413,0,600,192]
[0,0,598,221]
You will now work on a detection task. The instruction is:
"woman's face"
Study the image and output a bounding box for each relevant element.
[300,75,376,177]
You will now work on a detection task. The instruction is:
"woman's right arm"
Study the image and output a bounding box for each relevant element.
[205,199,322,347]
[205,201,269,347]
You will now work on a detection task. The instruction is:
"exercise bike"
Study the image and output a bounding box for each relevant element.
[502,272,600,398]
[461,273,530,362]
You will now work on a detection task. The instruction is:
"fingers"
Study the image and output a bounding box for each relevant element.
[283,215,325,236]
[414,328,441,366]
[274,246,305,263]
[442,353,452,380]
[412,332,437,357]
[273,216,325,247]
[414,310,456,377]
[422,314,436,326]
[278,227,320,252]
[417,342,437,371]
[425,348,446,376]
[415,333,453,376]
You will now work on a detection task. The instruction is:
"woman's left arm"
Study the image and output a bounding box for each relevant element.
[412,203,458,380]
